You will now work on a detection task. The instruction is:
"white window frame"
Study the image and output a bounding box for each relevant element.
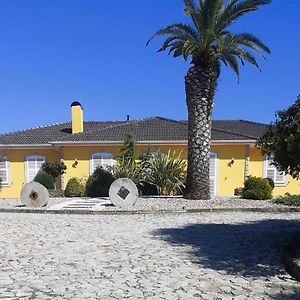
[25,155,46,183]
[264,156,287,186]
[210,152,218,195]
[0,155,10,186]
[90,152,114,174]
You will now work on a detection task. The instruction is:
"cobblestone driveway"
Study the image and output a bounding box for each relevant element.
[0,212,299,299]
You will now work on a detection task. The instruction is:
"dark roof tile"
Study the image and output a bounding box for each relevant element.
[0,117,267,145]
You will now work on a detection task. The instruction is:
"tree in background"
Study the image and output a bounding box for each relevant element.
[258,95,300,179]
[147,0,271,199]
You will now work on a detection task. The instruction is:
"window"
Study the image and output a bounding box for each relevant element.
[25,155,46,183]
[264,156,286,185]
[0,155,9,186]
[90,152,114,174]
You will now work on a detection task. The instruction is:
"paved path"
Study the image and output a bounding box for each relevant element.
[0,212,299,299]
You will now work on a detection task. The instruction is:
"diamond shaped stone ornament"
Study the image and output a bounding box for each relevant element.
[109,178,138,208]
[20,182,49,207]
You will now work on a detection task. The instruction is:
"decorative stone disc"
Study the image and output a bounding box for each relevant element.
[109,178,138,208]
[20,182,49,207]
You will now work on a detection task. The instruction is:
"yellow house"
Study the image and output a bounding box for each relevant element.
[0,101,299,199]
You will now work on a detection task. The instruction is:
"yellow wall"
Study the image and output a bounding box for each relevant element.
[63,144,188,186]
[1,143,300,198]
[0,148,60,198]
[211,145,246,196]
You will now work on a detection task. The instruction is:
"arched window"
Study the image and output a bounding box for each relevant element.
[90,152,114,174]
[25,155,46,183]
[0,155,9,186]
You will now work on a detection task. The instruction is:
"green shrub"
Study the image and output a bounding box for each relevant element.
[144,151,186,196]
[64,177,84,197]
[273,194,300,206]
[109,156,144,186]
[242,176,272,200]
[34,172,55,189]
[85,167,115,197]
[264,177,275,190]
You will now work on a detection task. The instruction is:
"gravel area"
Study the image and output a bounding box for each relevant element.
[0,211,299,299]
[0,196,297,212]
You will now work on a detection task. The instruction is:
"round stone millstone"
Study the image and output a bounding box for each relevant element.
[109,178,138,208]
[20,182,49,208]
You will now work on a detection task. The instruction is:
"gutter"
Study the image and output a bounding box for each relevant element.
[0,140,257,148]
[49,140,257,146]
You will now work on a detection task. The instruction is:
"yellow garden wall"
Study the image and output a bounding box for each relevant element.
[0,148,60,198]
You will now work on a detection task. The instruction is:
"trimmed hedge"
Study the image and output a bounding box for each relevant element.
[64,177,84,197]
[34,172,54,189]
[85,167,114,197]
[242,176,272,200]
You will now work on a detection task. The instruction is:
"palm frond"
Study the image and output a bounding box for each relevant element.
[217,0,271,32]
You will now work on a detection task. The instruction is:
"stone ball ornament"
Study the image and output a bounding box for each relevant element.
[109,178,138,208]
[20,182,49,207]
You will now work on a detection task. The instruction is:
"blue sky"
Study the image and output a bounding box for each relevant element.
[0,0,299,133]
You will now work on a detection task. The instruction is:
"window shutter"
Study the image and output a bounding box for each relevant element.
[209,153,217,195]
[0,156,9,185]
[275,171,285,184]
[25,156,45,182]
[266,169,275,182]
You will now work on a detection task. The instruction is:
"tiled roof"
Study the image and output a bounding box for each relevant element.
[0,117,267,146]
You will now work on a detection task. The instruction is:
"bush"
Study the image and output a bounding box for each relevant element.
[273,194,300,206]
[242,176,272,200]
[64,177,84,197]
[34,172,55,189]
[144,151,186,196]
[264,177,275,190]
[85,167,115,197]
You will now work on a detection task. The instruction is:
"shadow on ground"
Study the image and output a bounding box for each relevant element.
[153,219,300,278]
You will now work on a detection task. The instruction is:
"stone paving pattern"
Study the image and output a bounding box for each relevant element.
[0,212,299,299]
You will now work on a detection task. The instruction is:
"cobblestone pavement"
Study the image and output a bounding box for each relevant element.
[0,212,299,299]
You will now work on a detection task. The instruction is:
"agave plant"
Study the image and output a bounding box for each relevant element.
[144,151,187,196]
[147,0,271,199]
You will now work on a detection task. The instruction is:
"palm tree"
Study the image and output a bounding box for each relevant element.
[147,0,271,200]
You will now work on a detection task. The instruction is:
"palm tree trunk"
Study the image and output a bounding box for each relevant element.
[184,65,216,200]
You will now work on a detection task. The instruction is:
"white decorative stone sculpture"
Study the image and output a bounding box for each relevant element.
[109,178,138,208]
[20,182,49,207]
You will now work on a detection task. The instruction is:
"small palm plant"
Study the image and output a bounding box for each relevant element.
[144,151,187,196]
[147,0,271,199]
